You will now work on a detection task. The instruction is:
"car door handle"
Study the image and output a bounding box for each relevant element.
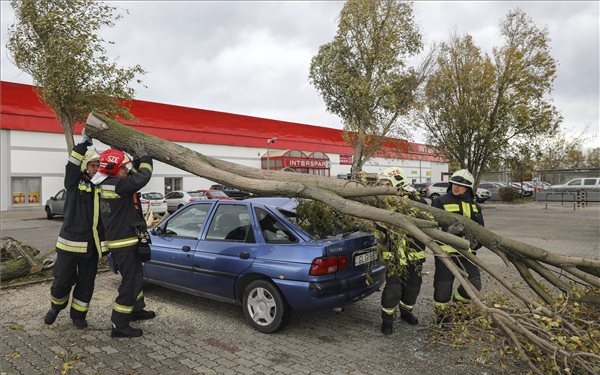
[182,246,191,252]
[239,251,250,259]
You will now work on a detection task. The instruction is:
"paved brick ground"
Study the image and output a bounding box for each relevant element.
[1,202,598,375]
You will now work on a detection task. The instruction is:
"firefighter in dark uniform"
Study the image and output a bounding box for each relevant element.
[376,168,428,334]
[92,143,154,338]
[44,131,107,328]
[431,169,484,325]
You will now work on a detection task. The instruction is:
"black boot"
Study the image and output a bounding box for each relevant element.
[436,312,452,328]
[44,308,59,325]
[111,324,143,338]
[400,309,419,325]
[381,321,394,335]
[130,309,156,321]
[72,318,88,329]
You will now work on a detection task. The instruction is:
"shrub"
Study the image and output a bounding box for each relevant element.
[498,186,520,202]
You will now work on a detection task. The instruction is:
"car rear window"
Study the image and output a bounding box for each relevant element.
[142,192,163,200]
[188,192,204,197]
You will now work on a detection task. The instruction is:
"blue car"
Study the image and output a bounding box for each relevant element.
[141,198,386,333]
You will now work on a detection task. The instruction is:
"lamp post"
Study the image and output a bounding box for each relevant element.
[266,137,277,170]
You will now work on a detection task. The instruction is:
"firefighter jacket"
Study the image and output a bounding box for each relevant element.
[55,141,107,257]
[380,193,427,265]
[98,156,153,252]
[431,190,484,253]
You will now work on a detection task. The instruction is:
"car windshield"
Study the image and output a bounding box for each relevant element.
[142,192,163,200]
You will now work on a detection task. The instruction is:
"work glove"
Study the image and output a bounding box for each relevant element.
[81,128,93,145]
[447,222,464,236]
[465,233,479,250]
[129,140,148,158]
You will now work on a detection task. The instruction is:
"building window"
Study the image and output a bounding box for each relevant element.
[165,177,182,195]
[11,177,41,205]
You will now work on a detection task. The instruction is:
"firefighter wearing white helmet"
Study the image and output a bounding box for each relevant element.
[431,169,485,326]
[44,129,107,329]
[376,167,428,334]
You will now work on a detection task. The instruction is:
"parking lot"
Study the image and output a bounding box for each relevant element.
[1,202,598,375]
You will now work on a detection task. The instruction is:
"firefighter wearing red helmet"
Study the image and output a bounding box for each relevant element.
[44,130,107,329]
[93,141,154,338]
[431,169,485,326]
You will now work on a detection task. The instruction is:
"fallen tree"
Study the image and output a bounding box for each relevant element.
[86,112,599,374]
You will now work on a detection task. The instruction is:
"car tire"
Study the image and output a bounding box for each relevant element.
[242,280,289,333]
[45,206,54,220]
[430,193,440,199]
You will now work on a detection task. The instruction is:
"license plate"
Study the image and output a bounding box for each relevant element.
[151,202,162,206]
[354,250,378,266]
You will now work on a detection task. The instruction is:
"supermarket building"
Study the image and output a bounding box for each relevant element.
[0,81,447,212]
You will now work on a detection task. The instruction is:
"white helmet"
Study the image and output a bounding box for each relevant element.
[377,167,415,191]
[81,150,100,172]
[448,169,475,195]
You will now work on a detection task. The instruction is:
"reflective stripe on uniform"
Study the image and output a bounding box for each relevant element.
[461,202,471,219]
[78,183,92,193]
[113,303,134,314]
[69,149,84,166]
[56,237,88,253]
[92,188,103,258]
[399,301,414,311]
[71,298,90,312]
[381,306,397,316]
[107,237,139,249]
[50,294,69,306]
[443,203,460,212]
[100,190,120,199]
[139,162,152,172]
[433,301,448,310]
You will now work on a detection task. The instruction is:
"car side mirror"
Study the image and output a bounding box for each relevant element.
[153,227,163,236]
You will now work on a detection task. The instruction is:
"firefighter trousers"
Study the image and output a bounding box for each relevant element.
[110,249,146,328]
[433,254,481,304]
[381,261,423,322]
[49,246,99,320]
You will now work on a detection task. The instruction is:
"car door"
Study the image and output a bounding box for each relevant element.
[144,203,213,289]
[53,189,66,215]
[193,203,257,299]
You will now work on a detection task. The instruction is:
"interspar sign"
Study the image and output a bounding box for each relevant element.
[284,157,328,169]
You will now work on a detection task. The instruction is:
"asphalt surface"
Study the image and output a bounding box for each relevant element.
[1,202,598,375]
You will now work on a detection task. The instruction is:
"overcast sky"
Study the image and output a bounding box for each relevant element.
[1,1,598,149]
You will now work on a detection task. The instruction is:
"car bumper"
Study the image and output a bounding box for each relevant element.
[274,263,386,311]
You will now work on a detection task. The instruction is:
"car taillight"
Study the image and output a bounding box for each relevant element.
[309,256,348,276]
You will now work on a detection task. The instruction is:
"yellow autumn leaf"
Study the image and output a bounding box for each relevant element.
[11,352,22,359]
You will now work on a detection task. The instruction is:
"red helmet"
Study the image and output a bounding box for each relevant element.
[98,149,132,176]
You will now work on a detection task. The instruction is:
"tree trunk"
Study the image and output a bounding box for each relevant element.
[85,112,600,374]
[1,237,44,281]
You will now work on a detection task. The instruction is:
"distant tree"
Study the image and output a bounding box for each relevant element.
[309,0,424,178]
[585,147,600,167]
[6,0,145,152]
[418,9,561,184]
[533,129,585,170]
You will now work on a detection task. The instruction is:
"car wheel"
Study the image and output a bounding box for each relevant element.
[45,206,54,220]
[242,280,289,333]
[430,193,440,199]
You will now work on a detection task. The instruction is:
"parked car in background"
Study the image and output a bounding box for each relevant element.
[142,199,386,333]
[547,177,600,190]
[140,192,168,215]
[164,190,207,213]
[45,189,66,219]
[478,182,504,201]
[196,189,235,200]
[510,182,534,197]
[209,184,254,200]
[425,181,491,203]
[523,180,551,191]
[412,183,429,196]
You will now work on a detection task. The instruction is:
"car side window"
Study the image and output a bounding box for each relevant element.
[164,204,211,238]
[567,179,581,186]
[583,179,597,186]
[254,208,297,244]
[206,205,254,242]
[57,190,66,200]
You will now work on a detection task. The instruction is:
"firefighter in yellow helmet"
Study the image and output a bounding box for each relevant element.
[431,169,484,326]
[376,167,428,334]
[44,130,107,328]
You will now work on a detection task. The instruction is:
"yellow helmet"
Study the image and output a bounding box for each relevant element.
[81,150,100,172]
[377,167,410,188]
